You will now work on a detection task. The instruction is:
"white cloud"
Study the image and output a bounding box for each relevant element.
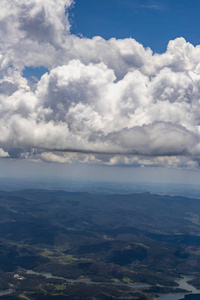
[0,148,9,157]
[1,0,200,168]
[0,0,73,70]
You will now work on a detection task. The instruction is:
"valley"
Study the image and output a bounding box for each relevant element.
[0,190,200,299]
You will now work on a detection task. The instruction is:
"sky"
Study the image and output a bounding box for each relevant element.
[1,0,200,185]
[70,0,200,53]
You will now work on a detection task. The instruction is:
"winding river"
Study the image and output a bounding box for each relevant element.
[26,271,200,299]
[157,275,200,300]
[1,271,200,299]
[26,270,150,288]
[0,290,13,296]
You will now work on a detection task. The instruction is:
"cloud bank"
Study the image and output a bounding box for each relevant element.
[1,0,200,168]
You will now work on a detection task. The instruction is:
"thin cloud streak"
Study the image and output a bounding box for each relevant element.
[141,4,162,10]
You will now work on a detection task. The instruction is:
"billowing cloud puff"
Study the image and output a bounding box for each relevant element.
[0,0,73,70]
[1,0,200,169]
[0,148,9,158]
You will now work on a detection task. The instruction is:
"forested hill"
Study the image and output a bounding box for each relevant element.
[1,190,200,299]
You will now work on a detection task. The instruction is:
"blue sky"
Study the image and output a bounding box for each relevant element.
[71,0,200,53]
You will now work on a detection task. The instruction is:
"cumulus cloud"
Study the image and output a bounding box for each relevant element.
[0,148,9,158]
[0,0,73,70]
[1,0,200,168]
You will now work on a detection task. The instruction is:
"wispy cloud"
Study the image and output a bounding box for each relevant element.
[115,0,163,11]
[141,4,163,10]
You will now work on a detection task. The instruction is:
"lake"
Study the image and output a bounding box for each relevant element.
[158,275,200,300]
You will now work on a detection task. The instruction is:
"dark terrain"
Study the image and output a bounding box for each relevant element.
[0,190,200,299]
